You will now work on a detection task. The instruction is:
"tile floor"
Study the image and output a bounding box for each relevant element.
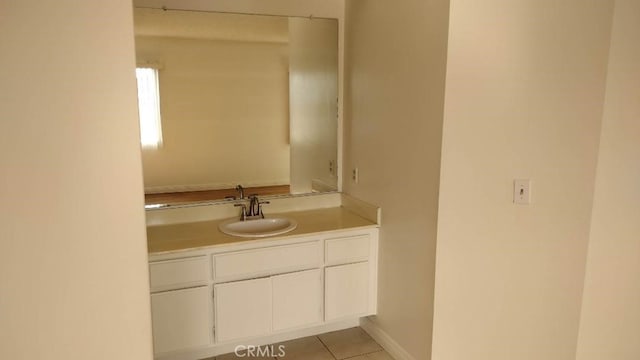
[208,327,394,360]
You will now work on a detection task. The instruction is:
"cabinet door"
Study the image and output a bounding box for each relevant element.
[214,277,272,342]
[325,262,369,321]
[272,269,322,331]
[151,286,211,354]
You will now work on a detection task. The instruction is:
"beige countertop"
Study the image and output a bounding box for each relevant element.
[147,206,378,255]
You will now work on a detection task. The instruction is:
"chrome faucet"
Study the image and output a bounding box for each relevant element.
[235,184,245,199]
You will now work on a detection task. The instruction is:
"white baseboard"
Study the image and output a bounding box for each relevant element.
[360,317,415,360]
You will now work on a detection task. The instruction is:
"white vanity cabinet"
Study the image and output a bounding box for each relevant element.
[148,227,378,360]
[148,256,213,354]
[212,241,322,282]
[213,240,323,342]
[272,269,323,331]
[151,286,212,354]
[325,262,369,320]
[214,268,323,342]
[324,234,375,321]
[214,277,272,342]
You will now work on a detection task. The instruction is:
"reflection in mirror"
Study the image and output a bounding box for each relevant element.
[133,8,339,207]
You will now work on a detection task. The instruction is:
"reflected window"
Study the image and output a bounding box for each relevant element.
[135,67,163,149]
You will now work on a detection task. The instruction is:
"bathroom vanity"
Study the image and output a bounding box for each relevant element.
[146,197,380,360]
[136,7,361,358]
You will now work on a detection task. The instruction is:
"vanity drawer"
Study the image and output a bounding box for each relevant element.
[325,234,370,265]
[149,256,209,292]
[213,241,321,282]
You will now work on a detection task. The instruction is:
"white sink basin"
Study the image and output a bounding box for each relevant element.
[218,217,297,238]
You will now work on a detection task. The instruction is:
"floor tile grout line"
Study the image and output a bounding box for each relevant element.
[341,349,387,360]
[316,334,340,360]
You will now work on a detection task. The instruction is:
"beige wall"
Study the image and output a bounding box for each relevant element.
[136,36,290,191]
[0,1,153,360]
[432,1,614,360]
[576,0,640,358]
[344,1,450,359]
[289,17,339,194]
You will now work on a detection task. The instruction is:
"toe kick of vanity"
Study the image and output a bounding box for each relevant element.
[147,225,379,360]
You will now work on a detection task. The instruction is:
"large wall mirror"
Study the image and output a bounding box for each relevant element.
[134,8,339,206]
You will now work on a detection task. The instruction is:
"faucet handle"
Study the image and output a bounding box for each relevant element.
[247,195,260,217]
[257,200,270,218]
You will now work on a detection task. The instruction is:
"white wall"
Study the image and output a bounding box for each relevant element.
[344,1,450,359]
[0,1,153,359]
[432,1,614,360]
[576,0,640,358]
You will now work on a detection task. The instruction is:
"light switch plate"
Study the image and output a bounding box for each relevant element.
[514,179,531,205]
